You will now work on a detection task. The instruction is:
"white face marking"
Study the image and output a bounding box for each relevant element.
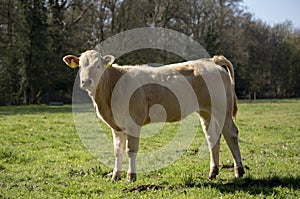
[78,51,105,93]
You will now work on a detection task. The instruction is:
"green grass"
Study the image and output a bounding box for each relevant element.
[0,99,299,198]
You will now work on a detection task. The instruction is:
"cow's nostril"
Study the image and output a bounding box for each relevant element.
[81,79,92,86]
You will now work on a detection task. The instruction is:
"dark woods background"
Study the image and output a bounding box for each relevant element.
[0,0,299,105]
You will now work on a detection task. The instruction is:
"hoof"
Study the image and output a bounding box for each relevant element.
[126,173,137,183]
[111,170,122,182]
[234,166,245,178]
[208,166,219,180]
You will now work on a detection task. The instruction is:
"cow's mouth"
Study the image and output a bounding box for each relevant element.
[80,81,94,93]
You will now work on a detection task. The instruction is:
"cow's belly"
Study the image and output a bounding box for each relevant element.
[129,83,203,125]
[113,70,211,129]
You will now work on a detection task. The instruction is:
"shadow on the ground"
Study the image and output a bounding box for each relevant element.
[0,104,73,115]
[123,175,300,196]
[202,175,300,196]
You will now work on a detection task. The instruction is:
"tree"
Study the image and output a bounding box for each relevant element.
[0,0,27,105]
[0,0,300,105]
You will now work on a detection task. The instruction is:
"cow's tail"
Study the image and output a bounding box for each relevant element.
[212,55,238,120]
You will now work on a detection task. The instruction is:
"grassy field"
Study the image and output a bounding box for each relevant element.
[0,99,299,198]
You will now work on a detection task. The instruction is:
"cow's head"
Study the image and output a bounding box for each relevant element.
[63,50,115,93]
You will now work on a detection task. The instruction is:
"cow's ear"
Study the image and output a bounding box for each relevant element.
[103,55,115,68]
[63,55,79,68]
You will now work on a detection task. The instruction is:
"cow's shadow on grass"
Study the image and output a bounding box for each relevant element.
[202,175,300,196]
[123,175,300,196]
[0,105,73,115]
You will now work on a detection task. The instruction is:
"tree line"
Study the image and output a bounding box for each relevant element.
[0,0,299,105]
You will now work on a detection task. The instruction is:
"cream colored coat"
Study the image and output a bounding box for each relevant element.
[63,50,244,182]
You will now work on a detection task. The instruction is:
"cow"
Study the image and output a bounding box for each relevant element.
[63,50,245,182]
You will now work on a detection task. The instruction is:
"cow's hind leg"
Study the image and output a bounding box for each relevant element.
[112,130,126,182]
[198,111,221,179]
[222,118,245,178]
[208,136,221,179]
[126,134,139,182]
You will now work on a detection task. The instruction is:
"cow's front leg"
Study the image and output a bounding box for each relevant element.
[126,134,139,182]
[112,130,126,182]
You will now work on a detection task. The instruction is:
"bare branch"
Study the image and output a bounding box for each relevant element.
[63,2,95,32]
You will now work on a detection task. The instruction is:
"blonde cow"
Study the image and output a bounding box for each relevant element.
[63,50,245,182]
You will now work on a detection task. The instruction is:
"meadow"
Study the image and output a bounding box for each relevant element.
[0,99,299,198]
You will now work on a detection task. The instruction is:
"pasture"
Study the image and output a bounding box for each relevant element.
[0,99,299,198]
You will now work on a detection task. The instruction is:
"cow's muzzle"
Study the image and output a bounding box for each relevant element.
[81,79,92,88]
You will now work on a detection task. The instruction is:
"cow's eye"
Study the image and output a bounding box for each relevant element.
[97,65,100,68]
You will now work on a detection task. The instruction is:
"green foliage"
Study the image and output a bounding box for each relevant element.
[0,0,300,105]
[0,100,299,198]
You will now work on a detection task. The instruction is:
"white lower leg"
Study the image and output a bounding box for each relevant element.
[209,136,220,179]
[223,121,244,178]
[128,152,137,174]
[126,135,139,182]
[114,150,123,173]
[112,130,126,181]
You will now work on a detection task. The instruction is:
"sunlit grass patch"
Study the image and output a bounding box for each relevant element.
[0,99,299,198]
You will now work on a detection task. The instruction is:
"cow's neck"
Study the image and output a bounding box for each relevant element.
[91,67,124,131]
